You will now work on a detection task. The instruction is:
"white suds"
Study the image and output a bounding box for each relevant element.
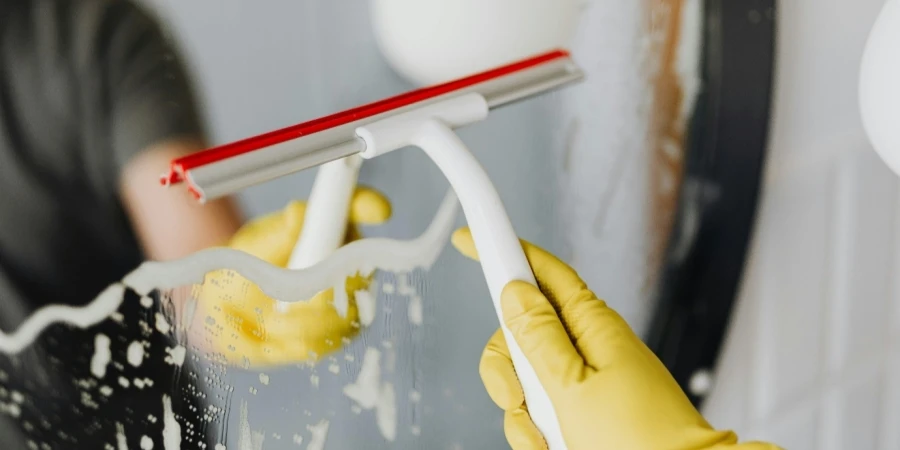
[239,400,251,450]
[126,191,456,304]
[292,434,303,445]
[238,400,265,450]
[675,0,703,129]
[99,386,113,397]
[116,423,128,450]
[140,436,154,450]
[408,295,423,325]
[81,391,99,409]
[0,191,457,356]
[90,334,112,378]
[119,377,130,388]
[258,373,269,386]
[140,296,154,308]
[0,283,124,354]
[162,395,181,449]
[305,420,330,450]
[0,402,21,418]
[164,346,186,366]
[376,383,397,441]
[155,313,171,334]
[343,348,381,409]
[332,284,349,318]
[397,274,415,296]
[382,283,395,294]
[215,445,226,450]
[127,342,145,367]
[343,347,397,441]
[355,290,376,327]
[181,298,198,332]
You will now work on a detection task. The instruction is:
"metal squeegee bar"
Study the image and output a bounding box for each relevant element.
[163,49,584,202]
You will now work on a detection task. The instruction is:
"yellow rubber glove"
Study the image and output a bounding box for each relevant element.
[451,228,782,450]
[196,187,391,368]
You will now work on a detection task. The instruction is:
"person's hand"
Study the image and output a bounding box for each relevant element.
[451,228,781,450]
[196,187,391,368]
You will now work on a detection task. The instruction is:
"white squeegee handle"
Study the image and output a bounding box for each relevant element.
[287,154,363,271]
[355,93,567,450]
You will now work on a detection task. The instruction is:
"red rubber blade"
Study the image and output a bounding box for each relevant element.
[163,49,571,186]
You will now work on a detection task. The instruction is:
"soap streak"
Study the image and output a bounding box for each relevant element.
[125,191,458,301]
[162,394,181,449]
[0,284,123,353]
[90,334,112,379]
[0,191,458,354]
[306,420,330,450]
[116,422,128,450]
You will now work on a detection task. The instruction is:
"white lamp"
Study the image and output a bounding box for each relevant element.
[860,0,900,176]
[370,0,580,86]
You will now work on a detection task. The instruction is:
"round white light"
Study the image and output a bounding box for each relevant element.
[371,0,580,86]
[860,0,900,176]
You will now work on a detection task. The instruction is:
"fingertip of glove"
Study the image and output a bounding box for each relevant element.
[505,408,547,450]
[351,187,392,224]
[451,227,479,260]
[480,359,524,411]
[500,281,547,322]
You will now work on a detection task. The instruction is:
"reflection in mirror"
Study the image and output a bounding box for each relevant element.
[0,0,706,448]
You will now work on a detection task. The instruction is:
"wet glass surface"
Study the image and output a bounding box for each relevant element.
[0,1,694,448]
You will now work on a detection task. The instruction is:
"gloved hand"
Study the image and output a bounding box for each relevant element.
[195,187,391,368]
[451,227,781,450]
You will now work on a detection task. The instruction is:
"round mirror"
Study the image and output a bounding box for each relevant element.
[0,1,774,448]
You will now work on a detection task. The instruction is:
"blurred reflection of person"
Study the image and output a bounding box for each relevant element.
[0,0,242,448]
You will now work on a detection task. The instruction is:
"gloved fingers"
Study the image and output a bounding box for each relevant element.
[452,227,644,370]
[201,281,365,369]
[451,227,587,310]
[228,201,306,266]
[345,224,363,243]
[344,186,391,243]
[349,186,392,225]
[563,294,646,370]
[216,321,345,368]
[479,329,525,411]
[501,281,589,387]
[504,406,548,450]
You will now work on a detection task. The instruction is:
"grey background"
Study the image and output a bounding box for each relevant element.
[137,0,653,448]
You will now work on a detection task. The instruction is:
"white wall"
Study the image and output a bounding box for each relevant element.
[703,2,900,449]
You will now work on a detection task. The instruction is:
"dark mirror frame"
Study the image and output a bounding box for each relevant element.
[646,0,777,407]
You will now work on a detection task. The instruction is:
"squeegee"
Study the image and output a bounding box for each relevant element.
[164,49,584,450]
